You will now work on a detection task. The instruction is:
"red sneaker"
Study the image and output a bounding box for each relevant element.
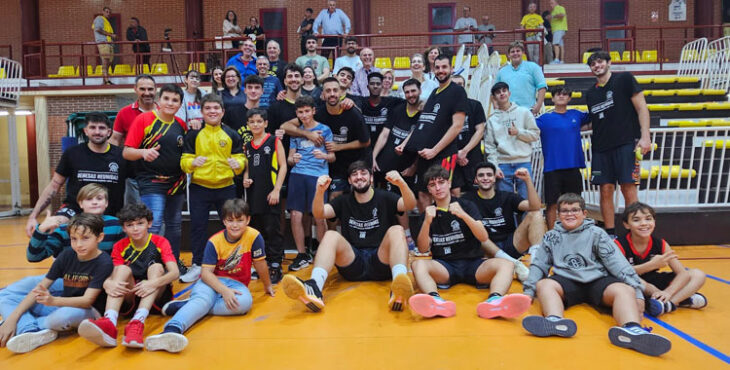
[78,317,118,347]
[122,320,145,349]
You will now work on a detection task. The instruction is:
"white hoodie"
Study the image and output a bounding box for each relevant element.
[484,102,540,166]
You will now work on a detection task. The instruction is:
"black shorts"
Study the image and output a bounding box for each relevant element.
[330,177,350,193]
[381,175,417,196]
[120,283,174,317]
[336,246,392,281]
[434,258,486,287]
[641,271,676,291]
[453,162,479,192]
[54,205,78,219]
[591,143,639,185]
[415,154,462,192]
[494,234,522,259]
[549,274,622,308]
[544,168,583,205]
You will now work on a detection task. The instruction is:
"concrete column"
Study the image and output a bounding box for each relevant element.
[20,0,41,76]
[33,95,49,194]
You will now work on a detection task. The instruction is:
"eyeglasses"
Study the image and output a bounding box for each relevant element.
[558,208,583,215]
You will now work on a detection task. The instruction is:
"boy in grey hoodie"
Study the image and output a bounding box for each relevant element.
[484,82,540,199]
[521,193,671,357]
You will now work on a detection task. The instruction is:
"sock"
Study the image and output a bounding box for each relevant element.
[132,308,149,323]
[487,292,502,302]
[310,267,328,291]
[546,315,562,321]
[427,291,441,298]
[391,264,407,277]
[605,227,615,235]
[404,229,412,238]
[495,250,519,264]
[665,301,677,313]
[623,321,641,328]
[104,310,119,326]
[162,325,182,334]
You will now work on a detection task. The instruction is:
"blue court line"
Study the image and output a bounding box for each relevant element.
[173,283,194,298]
[645,315,730,364]
[706,274,730,285]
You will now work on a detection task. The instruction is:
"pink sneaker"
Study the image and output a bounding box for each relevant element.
[78,317,118,347]
[477,293,531,319]
[408,293,456,318]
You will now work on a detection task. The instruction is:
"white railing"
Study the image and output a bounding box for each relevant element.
[0,57,22,108]
[701,36,730,91]
[677,37,708,77]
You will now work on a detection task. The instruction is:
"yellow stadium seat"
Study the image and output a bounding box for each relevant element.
[672,120,706,127]
[710,120,730,127]
[470,55,479,67]
[374,57,391,69]
[704,102,730,110]
[652,76,677,84]
[569,105,588,111]
[635,76,653,84]
[500,54,507,65]
[572,92,582,98]
[0,68,4,78]
[135,64,151,74]
[622,51,633,63]
[681,49,699,60]
[151,63,168,74]
[112,64,133,75]
[393,57,410,69]
[703,140,730,148]
[582,52,591,64]
[647,103,677,111]
[701,89,727,96]
[86,65,102,76]
[610,51,621,63]
[49,65,79,78]
[642,50,658,62]
[328,59,333,69]
[652,165,696,179]
[545,92,552,99]
[522,54,527,61]
[546,79,565,86]
[392,84,399,91]
[676,76,700,83]
[451,56,456,67]
[649,89,677,96]
[675,89,702,96]
[677,102,705,111]
[188,62,207,73]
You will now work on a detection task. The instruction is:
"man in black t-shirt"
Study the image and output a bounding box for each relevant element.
[451,75,486,195]
[462,162,545,282]
[585,51,651,236]
[360,72,402,147]
[409,165,530,319]
[281,161,416,313]
[403,54,468,211]
[25,112,127,238]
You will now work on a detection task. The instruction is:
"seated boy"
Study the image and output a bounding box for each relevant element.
[0,214,113,353]
[143,199,274,353]
[78,203,180,348]
[521,193,671,357]
[408,165,531,319]
[616,202,707,316]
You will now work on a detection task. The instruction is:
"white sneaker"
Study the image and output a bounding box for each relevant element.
[179,264,201,283]
[514,260,530,282]
[7,329,58,353]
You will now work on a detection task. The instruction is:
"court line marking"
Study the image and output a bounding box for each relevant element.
[0,243,25,248]
[173,283,194,298]
[645,315,730,364]
[706,274,730,285]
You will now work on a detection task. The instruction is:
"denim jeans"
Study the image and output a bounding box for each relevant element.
[124,178,141,205]
[189,184,235,265]
[140,192,185,258]
[164,277,252,334]
[498,162,532,199]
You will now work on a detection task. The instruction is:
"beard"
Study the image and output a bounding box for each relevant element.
[436,73,450,84]
[352,182,371,193]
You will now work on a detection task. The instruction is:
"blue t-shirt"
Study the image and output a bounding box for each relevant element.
[290,122,333,177]
[536,109,590,172]
[496,61,547,109]
[260,75,283,109]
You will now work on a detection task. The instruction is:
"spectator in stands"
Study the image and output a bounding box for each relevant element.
[454,5,478,53]
[298,8,315,55]
[244,16,265,55]
[93,6,116,85]
[301,66,322,97]
[496,41,547,115]
[266,40,287,84]
[549,0,568,64]
[223,10,243,49]
[313,0,352,59]
[477,15,496,54]
[380,69,404,99]
[221,66,248,132]
[211,66,225,95]
[296,35,331,83]
[226,39,258,78]
[176,70,206,126]
[409,53,438,101]
[256,56,284,109]
[350,48,379,97]
[520,2,544,63]
[333,36,362,74]
[585,51,651,237]
[25,113,127,238]
[126,17,150,69]
[423,46,441,82]
[541,11,554,64]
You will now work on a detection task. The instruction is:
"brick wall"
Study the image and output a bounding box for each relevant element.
[0,1,21,61]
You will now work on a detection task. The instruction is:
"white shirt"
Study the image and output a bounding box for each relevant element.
[454,17,478,44]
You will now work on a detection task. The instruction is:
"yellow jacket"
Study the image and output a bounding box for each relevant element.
[180,124,246,188]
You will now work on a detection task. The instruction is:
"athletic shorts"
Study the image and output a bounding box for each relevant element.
[434,258,486,287]
[552,30,566,46]
[550,274,622,308]
[544,168,583,205]
[54,204,78,219]
[591,143,639,185]
[494,234,522,259]
[97,43,114,60]
[287,173,323,213]
[453,162,479,192]
[336,246,392,281]
[415,154,462,192]
[640,271,676,291]
[329,177,350,193]
[382,175,417,196]
[120,284,174,317]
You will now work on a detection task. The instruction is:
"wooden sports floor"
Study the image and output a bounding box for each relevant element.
[1,216,728,369]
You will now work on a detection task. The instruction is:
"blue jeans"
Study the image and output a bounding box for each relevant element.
[164,277,252,334]
[0,275,64,322]
[498,162,532,199]
[189,184,235,265]
[124,178,142,205]
[141,192,185,258]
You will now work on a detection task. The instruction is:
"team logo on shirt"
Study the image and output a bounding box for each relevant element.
[372,208,378,218]
[264,146,271,155]
[563,254,587,269]
[177,135,184,147]
[219,140,227,148]
[433,103,441,114]
[222,244,243,272]
[494,207,502,217]
[339,126,348,136]
[450,220,460,231]
[108,162,119,173]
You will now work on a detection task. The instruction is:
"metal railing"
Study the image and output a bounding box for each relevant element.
[701,36,730,91]
[677,37,708,77]
[0,57,22,107]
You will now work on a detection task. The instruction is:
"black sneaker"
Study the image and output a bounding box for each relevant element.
[289,253,311,271]
[281,275,324,312]
[269,263,283,284]
[608,325,672,356]
[176,259,188,276]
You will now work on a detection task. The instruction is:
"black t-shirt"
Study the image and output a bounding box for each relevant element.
[457,99,487,161]
[46,248,113,312]
[615,234,666,271]
[243,26,264,49]
[361,96,402,146]
[585,72,643,152]
[405,81,468,158]
[300,19,314,37]
[55,143,127,216]
[422,197,484,260]
[329,189,401,249]
[315,107,370,178]
[267,98,297,153]
[462,190,523,242]
[376,101,419,172]
[235,105,255,148]
[221,89,248,132]
[245,134,282,214]
[269,59,287,85]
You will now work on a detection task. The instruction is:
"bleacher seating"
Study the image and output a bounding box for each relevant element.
[188,63,207,73]
[393,57,410,69]
[375,57,391,69]
[112,64,133,76]
[49,65,78,78]
[151,63,169,75]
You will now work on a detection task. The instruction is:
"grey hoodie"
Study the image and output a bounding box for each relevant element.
[523,218,644,300]
[484,102,540,167]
